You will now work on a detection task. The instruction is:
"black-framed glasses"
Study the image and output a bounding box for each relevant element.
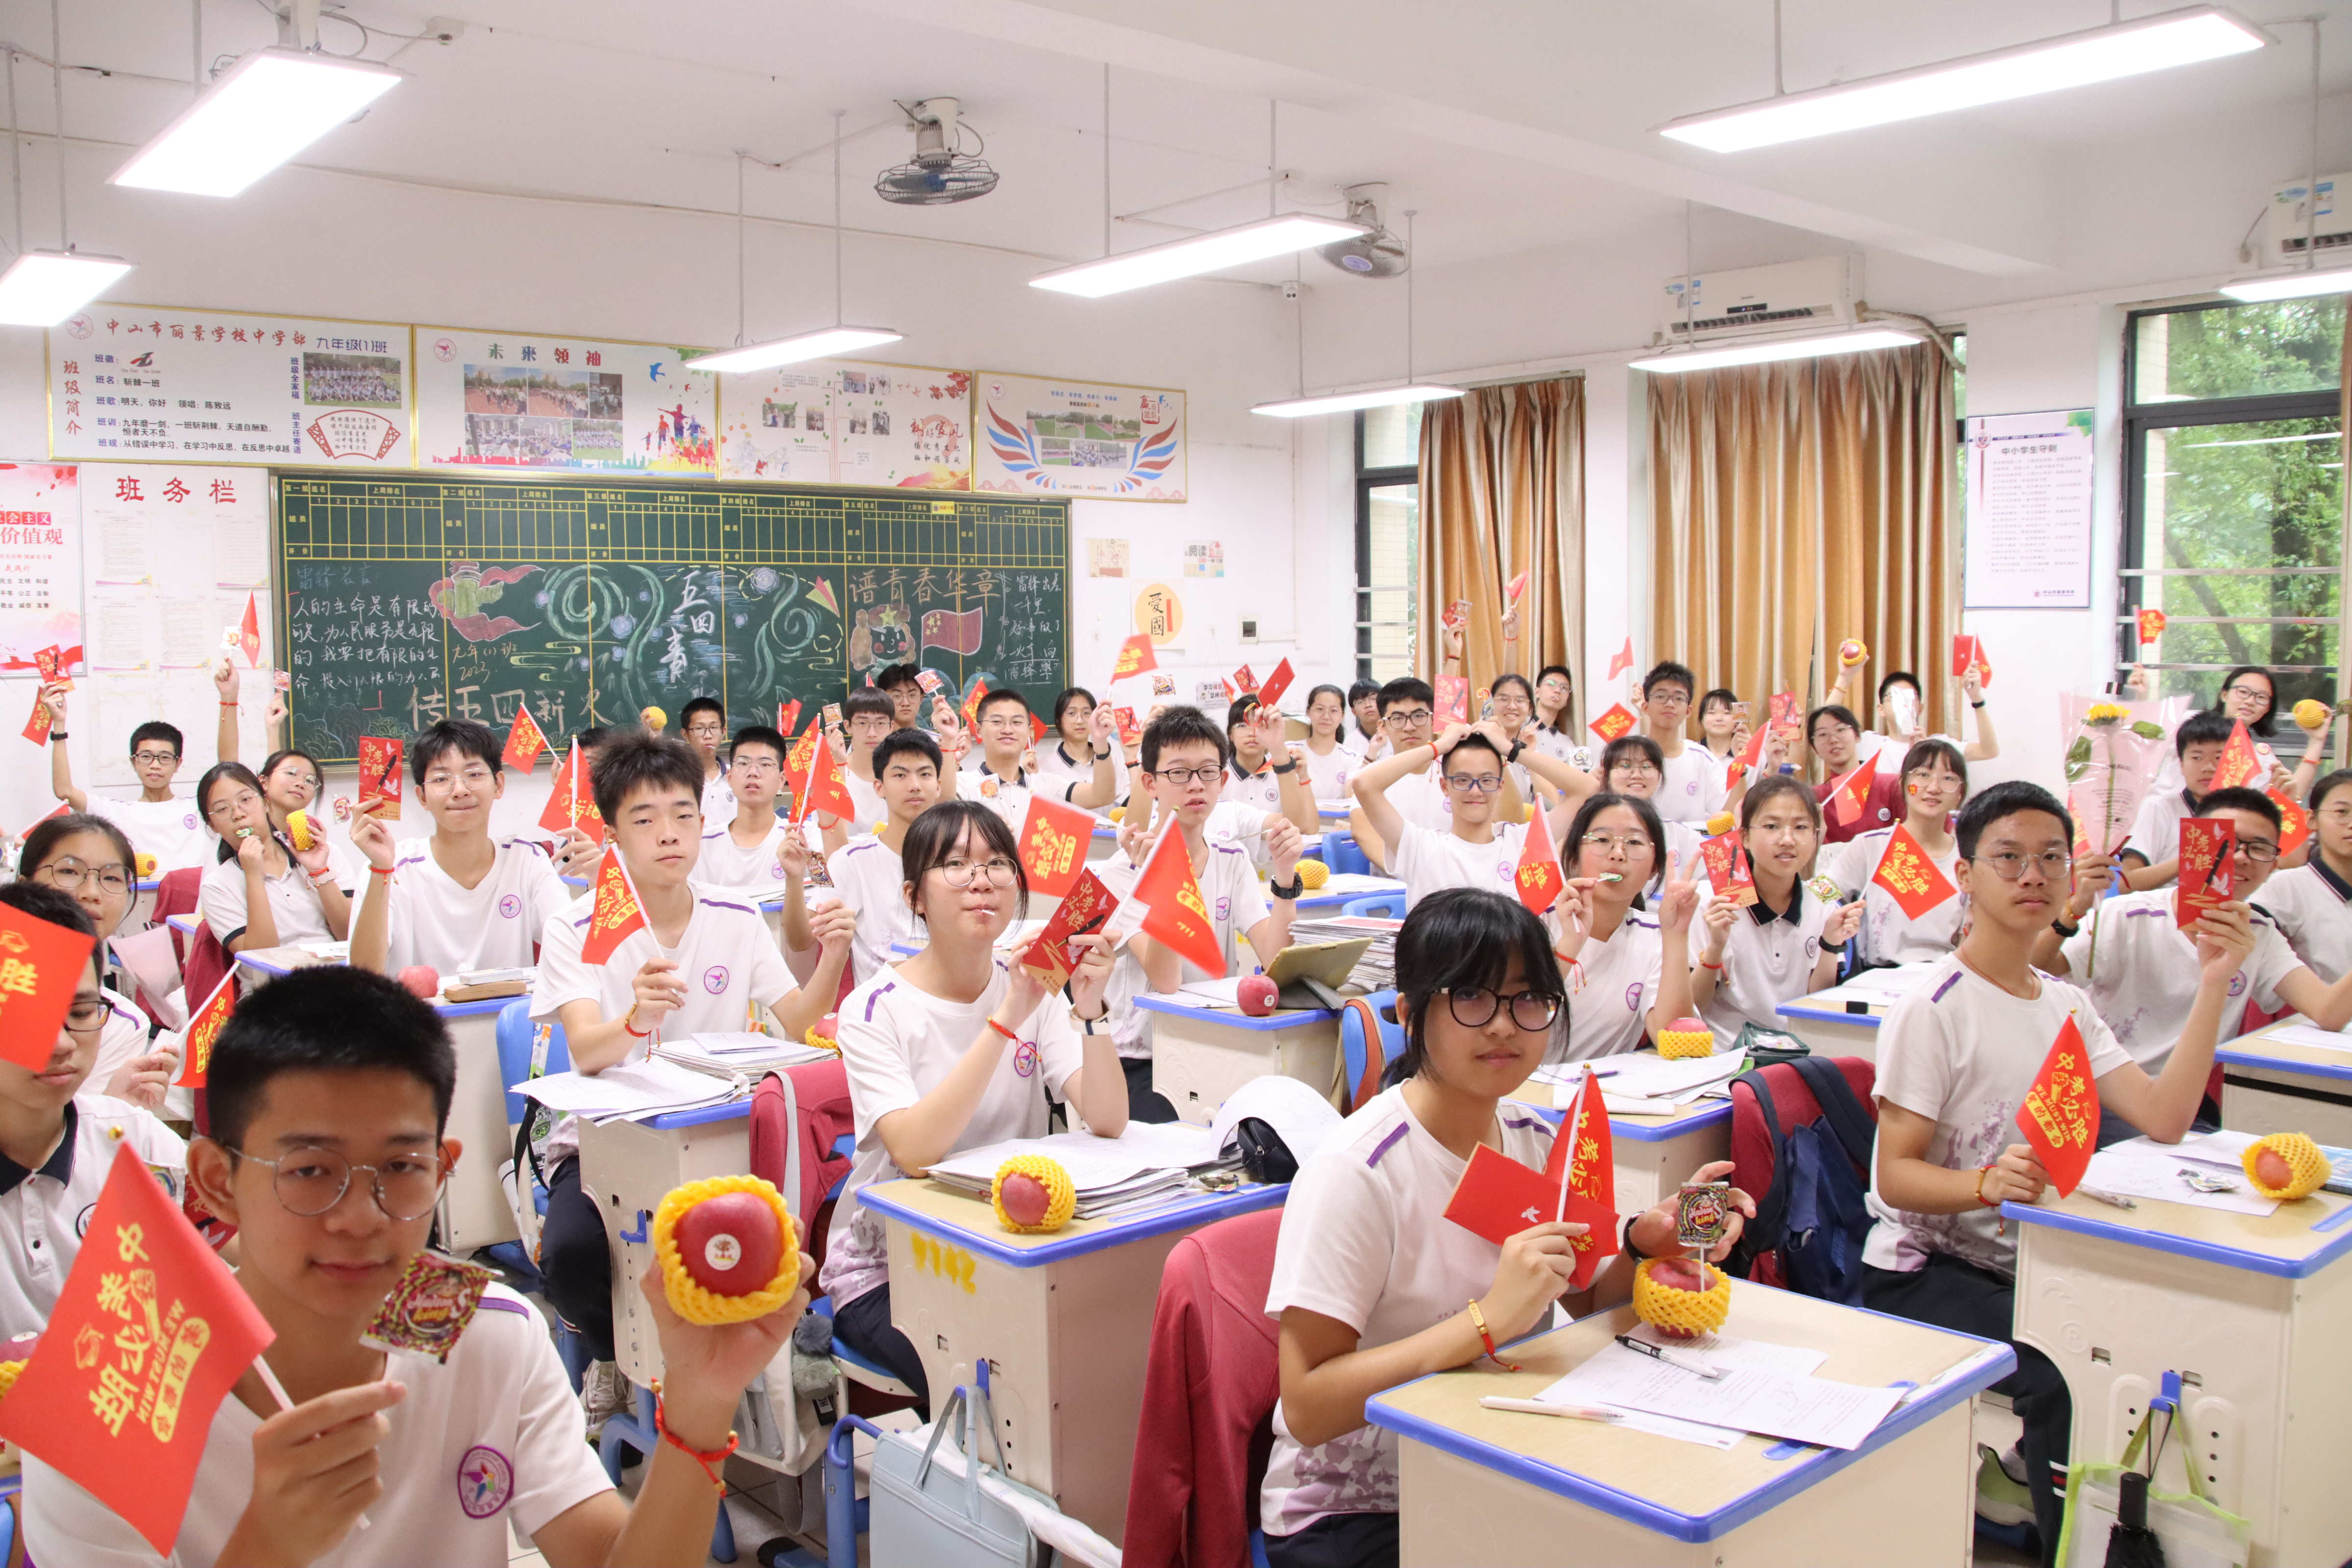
[131,749,179,766]
[36,858,131,895]
[2229,839,2281,864]
[63,996,108,1034]
[1446,987,1559,1031]
[226,1145,449,1221]
[1972,850,2072,882]
[1151,765,1222,786]
[1445,773,1504,794]
[1384,709,1434,728]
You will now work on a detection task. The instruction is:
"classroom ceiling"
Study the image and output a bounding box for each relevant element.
[23,0,2352,294]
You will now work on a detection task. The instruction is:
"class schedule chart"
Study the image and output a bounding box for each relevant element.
[277,474,1068,764]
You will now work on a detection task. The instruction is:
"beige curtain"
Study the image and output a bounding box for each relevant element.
[1649,342,1958,739]
[1417,378,1586,720]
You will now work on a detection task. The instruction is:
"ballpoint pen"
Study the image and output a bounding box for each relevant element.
[1615,1334,1724,1380]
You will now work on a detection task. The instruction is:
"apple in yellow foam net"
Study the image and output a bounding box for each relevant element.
[653,1175,802,1324]
[992,1154,1076,1234]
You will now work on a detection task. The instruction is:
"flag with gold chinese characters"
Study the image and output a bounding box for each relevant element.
[2014,1016,2101,1198]
[539,740,602,834]
[960,679,991,735]
[1513,804,1565,916]
[172,972,237,1087]
[21,683,51,746]
[1019,870,1121,990]
[0,1145,274,1552]
[2209,719,2264,791]
[2136,608,2167,646]
[579,845,648,966]
[0,896,98,1071]
[1589,703,1637,743]
[793,734,858,825]
[1111,634,1156,682]
[1870,824,1957,920]
[1131,823,1226,976]
[1544,1070,1618,1289]
[2272,788,2312,857]
[1016,794,1095,899]
[501,703,549,773]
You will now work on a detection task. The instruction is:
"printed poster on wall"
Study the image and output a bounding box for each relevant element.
[49,305,412,466]
[0,465,81,677]
[717,359,971,488]
[976,373,1185,502]
[416,327,714,474]
[1963,409,2095,609]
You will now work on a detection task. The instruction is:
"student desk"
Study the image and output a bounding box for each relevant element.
[2007,1184,2352,1566]
[2216,1018,2352,1148]
[128,875,159,931]
[1773,997,1883,1062]
[573,1098,754,1392]
[163,912,198,940]
[1133,993,1341,1126]
[1364,1278,2013,1566]
[231,948,523,1252]
[1511,1079,1735,1211]
[1292,873,1406,914]
[1090,821,1119,862]
[855,1176,1285,1545]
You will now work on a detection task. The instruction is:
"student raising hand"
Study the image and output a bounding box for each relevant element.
[633,1252,808,1447]
[213,657,240,706]
[2191,898,2258,986]
[1116,796,1160,863]
[349,805,396,872]
[1431,721,1472,757]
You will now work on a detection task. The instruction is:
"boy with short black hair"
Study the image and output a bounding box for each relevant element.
[0,882,184,1341]
[1638,660,1731,824]
[695,723,796,889]
[874,662,926,731]
[837,688,896,825]
[1347,676,1528,873]
[38,669,234,872]
[954,687,1116,826]
[679,695,734,822]
[784,728,946,983]
[2119,708,2235,888]
[348,718,570,980]
[21,963,805,1566]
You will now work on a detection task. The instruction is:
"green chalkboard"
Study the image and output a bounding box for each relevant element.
[276,474,1070,765]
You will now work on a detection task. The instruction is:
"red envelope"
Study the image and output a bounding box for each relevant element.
[2177,817,2236,929]
[1443,600,1470,632]
[33,644,70,692]
[1231,664,1259,698]
[1700,829,1756,907]
[358,736,403,821]
[1112,706,1142,746]
[1435,675,1471,725]
[1951,634,1978,679]
[1018,870,1120,989]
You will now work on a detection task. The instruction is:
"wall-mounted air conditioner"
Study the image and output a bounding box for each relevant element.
[1660,255,1857,343]
[2256,173,2352,266]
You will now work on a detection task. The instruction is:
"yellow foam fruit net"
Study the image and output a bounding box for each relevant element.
[2296,698,2332,730]
[1107,806,1126,823]
[1632,1258,1732,1337]
[0,1359,21,1402]
[286,808,316,852]
[1656,1020,1715,1061]
[652,1174,801,1324]
[803,1024,840,1053]
[991,1154,1077,1234]
[2242,1132,2330,1201]
[1297,858,1330,890]
[1704,811,1735,837]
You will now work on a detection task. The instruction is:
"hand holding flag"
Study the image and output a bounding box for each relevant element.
[2014,1016,2101,1198]
[173,971,238,1086]
[1131,820,1225,976]
[580,845,649,965]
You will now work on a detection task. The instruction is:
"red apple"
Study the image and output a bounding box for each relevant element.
[1237,974,1280,1017]
[816,1012,839,1040]
[999,1173,1053,1229]
[2256,1148,2295,1191]
[675,1191,783,1296]
[1650,1257,1707,1293]
[397,965,440,999]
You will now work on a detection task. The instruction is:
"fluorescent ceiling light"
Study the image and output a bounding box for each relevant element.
[1033,214,1368,298]
[1658,7,2267,153]
[111,47,402,197]
[685,326,904,374]
[2218,265,2352,301]
[1630,327,1923,374]
[0,251,133,326]
[1251,384,1465,418]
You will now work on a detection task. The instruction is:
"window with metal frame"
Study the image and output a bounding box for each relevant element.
[2122,299,2346,714]
[1355,404,1421,684]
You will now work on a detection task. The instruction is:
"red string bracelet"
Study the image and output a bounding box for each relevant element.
[987,1018,1026,1047]
[652,1386,737,1493]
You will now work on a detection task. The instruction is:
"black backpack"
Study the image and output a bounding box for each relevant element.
[1729,1056,1877,1305]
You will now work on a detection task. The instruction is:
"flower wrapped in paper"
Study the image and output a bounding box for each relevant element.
[2059,693,2170,857]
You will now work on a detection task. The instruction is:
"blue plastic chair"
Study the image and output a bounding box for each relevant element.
[1338,989,1404,1109]
[1341,893,1404,920]
[600,1383,737,1562]
[1321,829,1371,877]
[0,1491,14,1567]
[486,1001,585,1387]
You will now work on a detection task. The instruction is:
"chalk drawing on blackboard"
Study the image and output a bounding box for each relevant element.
[922,606,984,658]
[850,605,914,673]
[429,560,542,642]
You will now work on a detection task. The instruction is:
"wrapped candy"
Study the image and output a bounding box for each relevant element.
[1656,1015,1714,1060]
[363,1251,492,1363]
[2060,696,2169,857]
[653,1175,801,1324]
[992,1155,1076,1234]
[2243,1132,2329,1201]
[1632,1257,1731,1338]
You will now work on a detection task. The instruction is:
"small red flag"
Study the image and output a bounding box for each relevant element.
[237,591,261,668]
[1256,658,1296,711]
[1589,702,1637,743]
[1017,793,1096,899]
[2273,788,2311,856]
[1132,823,1226,976]
[2209,719,2264,790]
[172,971,237,1087]
[793,733,858,825]
[2015,1016,2102,1198]
[22,683,52,745]
[1019,870,1121,989]
[1870,823,1957,919]
[1506,570,1528,607]
[501,703,549,773]
[2136,608,2167,646]
[539,740,602,833]
[1435,674,1471,725]
[1111,634,1157,682]
[1231,663,1259,697]
[960,679,991,734]
[1513,806,1565,916]
[579,844,648,966]
[0,897,99,1071]
[1606,637,1633,680]
[0,1146,276,1553]
[776,699,802,736]
[2176,817,2237,930]
[1545,1070,1618,1289]
[1029,712,1051,744]
[1444,1140,1613,1251]
[1825,763,1874,827]
[358,735,403,822]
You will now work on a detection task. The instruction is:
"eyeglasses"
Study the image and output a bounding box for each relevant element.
[982,716,1029,732]
[1611,760,1662,778]
[132,749,179,766]
[1384,709,1433,728]
[2321,805,2352,823]
[2221,683,2270,700]
[1811,728,1857,746]
[1580,832,1653,855]
[1972,850,2073,881]
[270,768,321,791]
[421,768,490,790]
[936,857,1019,887]
[64,996,108,1034]
[1646,689,1691,708]
[1446,773,1504,794]
[204,788,263,823]
[226,1144,449,1222]
[732,757,781,775]
[1446,987,1559,1031]
[1152,765,1223,786]
[36,858,131,896]
[2230,839,2281,864]
[685,723,727,739]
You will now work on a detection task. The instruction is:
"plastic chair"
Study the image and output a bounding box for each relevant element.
[809,1294,919,1401]
[601,1382,738,1562]
[1340,893,1404,920]
[1337,990,1403,1114]
[1321,829,1371,877]
[0,1490,14,1567]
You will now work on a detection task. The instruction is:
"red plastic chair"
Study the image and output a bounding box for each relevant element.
[1726,1056,1877,1291]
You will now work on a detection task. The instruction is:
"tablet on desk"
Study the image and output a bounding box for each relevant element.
[1269,937,1372,1009]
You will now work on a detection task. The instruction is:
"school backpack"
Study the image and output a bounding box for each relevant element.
[1726,1055,1877,1305]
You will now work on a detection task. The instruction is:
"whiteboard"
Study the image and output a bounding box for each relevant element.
[1962,410,2095,609]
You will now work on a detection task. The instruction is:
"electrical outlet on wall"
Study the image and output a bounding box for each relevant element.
[1241,618,1258,642]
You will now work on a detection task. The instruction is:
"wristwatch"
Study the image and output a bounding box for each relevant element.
[1268,875,1304,900]
[1093,745,1113,761]
[1270,757,1298,775]
[1505,739,1525,763]
[2052,914,2081,939]
[1970,699,1987,710]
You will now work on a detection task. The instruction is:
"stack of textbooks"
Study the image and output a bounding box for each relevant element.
[1288,915,1400,992]
[923,1124,1238,1222]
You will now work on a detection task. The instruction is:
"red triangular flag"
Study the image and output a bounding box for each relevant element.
[2273,788,2312,857]
[1589,702,1636,743]
[501,703,549,773]
[1513,806,1565,915]
[1545,1070,1618,1289]
[1132,823,1226,976]
[0,897,99,1070]
[1506,570,1528,607]
[1017,792,1097,899]
[1256,658,1296,711]
[1111,634,1157,682]
[0,1146,275,1552]
[237,591,261,667]
[960,679,991,734]
[22,683,53,745]
[579,844,648,966]
[793,733,858,825]
[2209,719,2264,790]
[1825,763,1874,826]
[777,698,802,736]
[2015,1016,2101,1198]
[172,971,237,1086]
[1606,637,1634,680]
[1030,713,1051,745]
[1870,823,1957,919]
[539,741,602,833]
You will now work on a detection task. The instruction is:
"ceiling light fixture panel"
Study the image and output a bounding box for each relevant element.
[1629,327,1923,373]
[111,48,402,197]
[684,326,904,374]
[1033,213,1368,297]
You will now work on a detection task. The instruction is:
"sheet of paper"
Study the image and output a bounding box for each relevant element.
[1586,1051,1747,1101]
[92,515,152,584]
[1176,977,1246,1007]
[519,1058,741,1117]
[924,1122,1224,1191]
[87,591,158,670]
[2264,1022,2352,1053]
[1540,1344,1907,1450]
[158,596,220,668]
[2077,1139,2279,1216]
[213,513,270,587]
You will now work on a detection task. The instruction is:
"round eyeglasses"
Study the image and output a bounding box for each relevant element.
[1446,987,1559,1031]
[228,1145,449,1221]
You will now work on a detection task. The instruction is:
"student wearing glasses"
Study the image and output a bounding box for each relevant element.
[1220,695,1323,869]
[1347,679,1389,762]
[1263,888,1750,1568]
[1865,782,2247,1557]
[1346,678,1529,875]
[1637,661,1733,825]
[2038,787,2352,1079]
[198,761,353,955]
[1352,720,1592,913]
[37,670,239,874]
[1805,705,1907,845]
[829,689,898,827]
[1597,734,1701,891]
[0,882,185,1342]
[1550,792,1703,1061]
[679,695,736,823]
[693,724,800,889]
[18,814,182,1111]
[1296,684,1366,803]
[1033,686,1129,819]
[823,801,1128,1404]
[1825,740,1970,967]
[1689,777,1863,1051]
[2256,769,2352,982]
[1523,664,1586,768]
[954,688,1118,829]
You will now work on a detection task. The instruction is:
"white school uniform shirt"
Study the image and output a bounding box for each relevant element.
[1222,761,1285,816]
[1033,739,1127,819]
[840,764,887,829]
[700,769,736,825]
[380,836,569,977]
[1298,740,1362,804]
[697,818,795,890]
[2122,788,2199,872]
[528,881,795,1161]
[1098,837,1272,1059]
[22,1283,610,1568]
[1360,766,1451,833]
[1655,743,1729,825]
[198,853,336,949]
[1700,887,1834,1050]
[2059,887,2301,1070]
[1563,909,1665,1060]
[2256,860,2352,984]
[1863,956,2131,1278]
[87,986,191,1122]
[955,764,1078,832]
[827,834,922,983]
[819,959,1088,1308]
[1261,1086,1557,1540]
[1827,828,1966,967]
[1390,821,1526,911]
[88,792,212,876]
[0,1095,184,1341]
[1524,724,1586,768]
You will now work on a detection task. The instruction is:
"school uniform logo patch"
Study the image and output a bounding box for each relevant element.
[1625,983,1643,1013]
[458,1445,514,1518]
[1877,807,1891,822]
[1214,897,1231,921]
[703,965,731,994]
[2229,973,2248,998]
[498,894,521,919]
[1011,1041,1041,1078]
[1804,936,1821,961]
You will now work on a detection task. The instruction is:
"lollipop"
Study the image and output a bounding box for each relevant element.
[286,808,318,851]
[1297,858,1330,890]
[363,1251,492,1363]
[653,1175,801,1324]
[1632,1257,1732,1338]
[2242,1132,2329,1200]
[991,1155,1076,1234]
[1657,1015,1714,1060]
